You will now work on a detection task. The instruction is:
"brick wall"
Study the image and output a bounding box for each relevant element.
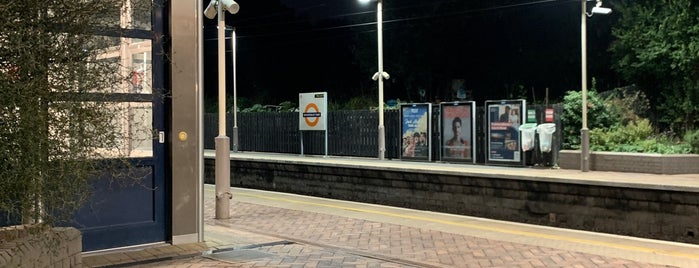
[205,159,699,244]
[0,225,82,267]
[558,150,699,174]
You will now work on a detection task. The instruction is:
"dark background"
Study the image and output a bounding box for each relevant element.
[203,0,619,107]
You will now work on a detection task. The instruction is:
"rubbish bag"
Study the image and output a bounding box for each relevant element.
[519,123,538,152]
[537,123,556,153]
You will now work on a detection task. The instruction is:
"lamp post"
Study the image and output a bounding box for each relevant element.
[231,28,238,153]
[359,0,390,160]
[204,0,239,219]
[581,0,611,172]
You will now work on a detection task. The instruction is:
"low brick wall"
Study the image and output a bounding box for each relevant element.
[558,150,699,174]
[205,158,699,245]
[0,225,82,267]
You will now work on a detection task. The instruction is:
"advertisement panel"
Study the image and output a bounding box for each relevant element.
[299,92,327,131]
[440,102,475,163]
[400,103,431,161]
[486,100,525,165]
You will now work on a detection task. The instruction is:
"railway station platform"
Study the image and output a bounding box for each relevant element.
[83,151,699,267]
[84,185,699,267]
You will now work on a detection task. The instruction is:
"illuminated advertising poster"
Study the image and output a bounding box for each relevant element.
[440,102,475,163]
[486,100,525,165]
[400,103,431,161]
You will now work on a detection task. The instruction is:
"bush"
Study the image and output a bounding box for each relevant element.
[561,82,622,149]
[685,129,699,154]
[599,86,650,125]
[590,119,691,154]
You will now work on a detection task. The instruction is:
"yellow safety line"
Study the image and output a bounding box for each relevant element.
[237,191,699,260]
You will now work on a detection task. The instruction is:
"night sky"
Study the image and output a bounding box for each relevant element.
[202,0,619,107]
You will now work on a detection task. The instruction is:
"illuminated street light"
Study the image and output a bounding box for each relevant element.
[359,0,390,160]
[581,0,611,172]
[204,0,239,219]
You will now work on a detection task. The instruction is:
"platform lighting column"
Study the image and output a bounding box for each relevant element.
[204,0,240,219]
[232,28,238,153]
[580,0,611,172]
[359,0,390,160]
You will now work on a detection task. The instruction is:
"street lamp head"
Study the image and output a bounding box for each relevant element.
[589,1,612,16]
[591,6,612,15]
[204,0,218,19]
[358,0,377,4]
[204,0,240,19]
[221,0,240,14]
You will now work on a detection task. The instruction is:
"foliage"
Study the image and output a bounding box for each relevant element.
[241,104,269,113]
[335,95,377,111]
[589,119,691,154]
[239,101,297,113]
[278,101,297,112]
[560,80,621,149]
[684,129,699,154]
[1,1,139,226]
[610,0,699,133]
[598,86,650,125]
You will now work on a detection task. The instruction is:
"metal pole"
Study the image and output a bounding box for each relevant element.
[580,0,590,172]
[215,1,232,219]
[300,131,304,156]
[377,0,386,160]
[196,0,205,242]
[232,28,239,153]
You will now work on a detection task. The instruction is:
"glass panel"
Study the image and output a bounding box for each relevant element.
[128,103,153,157]
[94,38,153,94]
[130,0,153,30]
[130,49,152,94]
[96,0,153,30]
[48,102,153,159]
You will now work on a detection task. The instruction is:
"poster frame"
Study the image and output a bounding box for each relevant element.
[439,101,476,163]
[399,103,432,161]
[485,99,526,166]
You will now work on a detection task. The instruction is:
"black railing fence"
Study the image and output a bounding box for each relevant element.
[204,104,563,164]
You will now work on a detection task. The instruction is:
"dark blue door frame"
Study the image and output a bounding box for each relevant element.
[74,0,169,252]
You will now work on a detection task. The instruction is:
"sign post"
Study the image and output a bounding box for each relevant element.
[299,92,328,157]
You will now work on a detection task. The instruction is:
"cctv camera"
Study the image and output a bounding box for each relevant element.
[204,0,217,19]
[220,0,240,14]
[591,6,612,15]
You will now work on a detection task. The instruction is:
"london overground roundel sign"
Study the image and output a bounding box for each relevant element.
[299,92,327,131]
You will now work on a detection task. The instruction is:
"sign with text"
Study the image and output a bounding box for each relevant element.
[545,108,554,123]
[485,99,526,166]
[400,103,431,161]
[299,92,327,131]
[440,102,475,163]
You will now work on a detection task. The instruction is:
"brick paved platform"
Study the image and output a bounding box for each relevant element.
[83,185,699,267]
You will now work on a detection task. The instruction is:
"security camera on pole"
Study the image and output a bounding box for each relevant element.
[204,0,239,219]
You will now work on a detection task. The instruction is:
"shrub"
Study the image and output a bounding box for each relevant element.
[684,129,699,154]
[599,86,650,125]
[590,119,691,154]
[561,81,622,149]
